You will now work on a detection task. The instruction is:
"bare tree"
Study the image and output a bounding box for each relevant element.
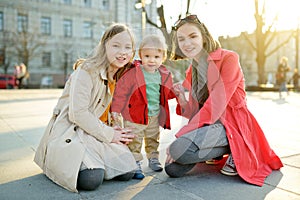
[7,29,47,71]
[242,0,294,84]
[142,0,295,84]
[144,5,172,57]
[143,0,191,56]
[141,1,191,81]
[0,31,17,74]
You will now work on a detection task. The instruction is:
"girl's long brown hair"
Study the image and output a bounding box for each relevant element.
[170,16,220,60]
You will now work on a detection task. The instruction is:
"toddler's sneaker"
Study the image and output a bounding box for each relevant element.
[220,154,238,176]
[148,158,163,172]
[133,161,145,179]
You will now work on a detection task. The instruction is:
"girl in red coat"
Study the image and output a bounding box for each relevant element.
[164,14,283,186]
[111,35,175,179]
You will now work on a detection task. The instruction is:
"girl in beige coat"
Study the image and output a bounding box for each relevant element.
[34,24,137,193]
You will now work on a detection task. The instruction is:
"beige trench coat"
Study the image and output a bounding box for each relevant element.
[34,66,136,193]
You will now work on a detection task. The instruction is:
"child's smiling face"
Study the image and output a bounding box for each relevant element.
[140,48,164,73]
[106,31,134,69]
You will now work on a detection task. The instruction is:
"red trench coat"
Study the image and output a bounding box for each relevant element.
[112,60,175,129]
[175,48,283,186]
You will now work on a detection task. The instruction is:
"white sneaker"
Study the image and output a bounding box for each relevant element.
[220,154,238,176]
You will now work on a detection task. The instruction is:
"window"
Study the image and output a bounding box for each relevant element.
[84,0,91,7]
[42,52,51,67]
[100,0,109,10]
[63,19,72,37]
[41,17,51,35]
[63,0,71,5]
[83,21,93,38]
[18,14,28,32]
[0,12,3,31]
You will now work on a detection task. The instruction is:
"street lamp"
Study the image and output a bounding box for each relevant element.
[135,0,151,38]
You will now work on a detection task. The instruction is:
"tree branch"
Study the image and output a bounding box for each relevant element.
[241,32,256,51]
[266,32,294,57]
[144,8,159,29]
[264,31,277,50]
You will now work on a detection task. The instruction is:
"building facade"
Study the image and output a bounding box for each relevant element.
[0,0,157,87]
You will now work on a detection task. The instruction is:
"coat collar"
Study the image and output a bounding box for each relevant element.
[99,66,108,81]
[207,48,222,62]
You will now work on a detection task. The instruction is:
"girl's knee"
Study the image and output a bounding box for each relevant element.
[169,137,195,163]
[77,168,105,191]
[113,171,134,181]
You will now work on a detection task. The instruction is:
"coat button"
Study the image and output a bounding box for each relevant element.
[65,139,71,143]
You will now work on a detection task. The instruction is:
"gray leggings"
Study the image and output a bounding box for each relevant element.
[77,168,134,191]
[169,121,230,164]
[77,168,104,191]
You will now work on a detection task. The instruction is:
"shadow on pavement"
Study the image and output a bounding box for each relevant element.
[0,174,78,200]
[163,162,284,200]
[0,162,284,200]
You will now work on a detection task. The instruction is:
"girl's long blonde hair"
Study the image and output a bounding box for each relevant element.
[73,23,135,72]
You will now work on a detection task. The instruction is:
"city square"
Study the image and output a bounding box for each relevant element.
[1,0,300,199]
[0,89,299,200]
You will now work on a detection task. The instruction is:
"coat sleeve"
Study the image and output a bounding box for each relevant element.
[176,51,243,137]
[68,68,114,143]
[164,71,177,100]
[175,65,196,119]
[111,69,135,114]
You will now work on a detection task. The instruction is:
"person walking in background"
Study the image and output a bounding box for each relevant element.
[19,63,29,88]
[291,68,300,92]
[13,64,21,88]
[111,35,175,179]
[164,14,283,187]
[276,56,290,98]
[14,63,28,89]
[34,23,138,192]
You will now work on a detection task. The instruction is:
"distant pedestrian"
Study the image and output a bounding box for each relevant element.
[13,64,21,87]
[20,63,30,88]
[291,68,300,92]
[14,64,26,89]
[276,56,290,98]
[13,63,29,89]
[164,14,283,187]
[34,23,137,193]
[111,35,176,179]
